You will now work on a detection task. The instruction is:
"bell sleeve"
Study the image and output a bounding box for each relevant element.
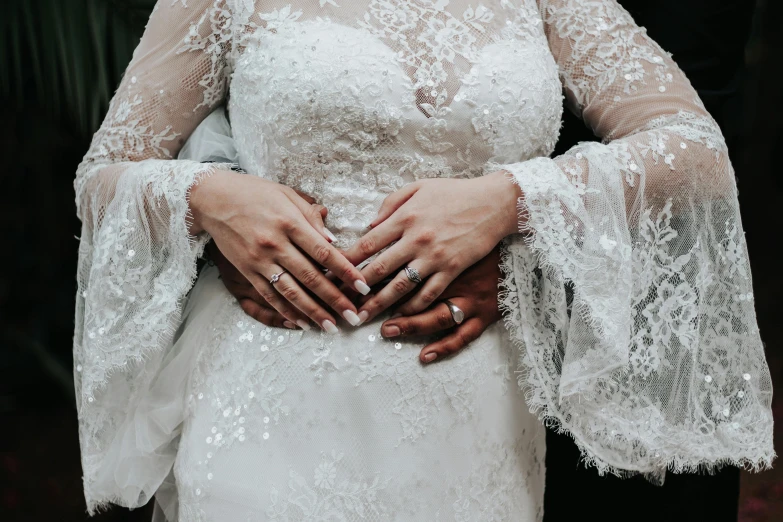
[498,0,775,477]
[72,0,233,512]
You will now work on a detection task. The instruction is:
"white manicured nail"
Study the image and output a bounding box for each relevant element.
[358,311,369,323]
[343,310,362,326]
[296,320,311,331]
[283,321,296,329]
[321,320,339,334]
[354,280,371,295]
[324,228,337,243]
[423,352,437,363]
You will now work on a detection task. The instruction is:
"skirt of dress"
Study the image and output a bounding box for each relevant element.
[156,267,544,521]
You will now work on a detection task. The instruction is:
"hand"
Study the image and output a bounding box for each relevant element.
[342,171,520,323]
[189,171,371,332]
[380,246,503,364]
[209,190,329,330]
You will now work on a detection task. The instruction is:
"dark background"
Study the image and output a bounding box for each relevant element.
[1,0,780,521]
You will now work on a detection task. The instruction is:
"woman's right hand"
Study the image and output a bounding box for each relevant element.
[189,170,371,332]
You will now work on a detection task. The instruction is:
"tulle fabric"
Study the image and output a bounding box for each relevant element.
[88,255,226,517]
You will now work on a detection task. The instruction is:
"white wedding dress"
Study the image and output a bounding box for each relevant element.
[72,1,775,521]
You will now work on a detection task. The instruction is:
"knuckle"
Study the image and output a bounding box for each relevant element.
[400,322,418,335]
[393,279,410,294]
[455,331,471,349]
[400,212,416,228]
[358,237,376,256]
[299,268,321,288]
[414,229,436,246]
[437,311,453,328]
[430,246,447,261]
[254,233,277,251]
[338,264,355,282]
[259,289,277,303]
[371,260,388,278]
[446,257,463,273]
[418,289,439,305]
[280,285,299,302]
[326,293,346,310]
[313,244,332,265]
[276,216,298,234]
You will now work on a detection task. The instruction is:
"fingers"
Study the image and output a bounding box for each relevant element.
[356,238,413,287]
[357,263,425,323]
[393,273,452,316]
[419,317,484,364]
[370,182,419,228]
[247,273,314,332]
[301,199,337,243]
[238,298,292,329]
[380,301,459,339]
[342,217,405,267]
[293,189,317,205]
[263,266,345,332]
[279,248,366,327]
[287,222,371,296]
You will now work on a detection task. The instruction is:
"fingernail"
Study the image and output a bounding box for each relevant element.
[296,320,312,331]
[324,228,337,243]
[283,321,296,329]
[358,311,369,323]
[321,320,339,334]
[354,280,371,295]
[423,352,437,363]
[390,313,402,319]
[324,270,334,279]
[342,310,362,326]
[383,325,400,338]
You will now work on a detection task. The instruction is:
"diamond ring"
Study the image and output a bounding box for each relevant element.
[403,266,422,284]
[269,270,287,285]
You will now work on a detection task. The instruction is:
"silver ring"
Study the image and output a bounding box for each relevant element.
[404,266,422,284]
[269,270,287,285]
[444,300,465,325]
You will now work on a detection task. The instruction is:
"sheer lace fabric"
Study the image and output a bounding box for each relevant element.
[72,0,774,517]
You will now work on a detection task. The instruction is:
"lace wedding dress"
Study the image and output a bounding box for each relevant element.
[73,0,774,520]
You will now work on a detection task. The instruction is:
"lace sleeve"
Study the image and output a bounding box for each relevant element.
[498,0,774,477]
[73,0,232,512]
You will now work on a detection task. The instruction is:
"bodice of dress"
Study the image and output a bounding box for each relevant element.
[227,0,562,242]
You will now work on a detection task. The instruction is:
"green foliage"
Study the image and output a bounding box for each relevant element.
[1,0,157,137]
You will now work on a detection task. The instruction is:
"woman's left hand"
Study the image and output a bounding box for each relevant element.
[342,171,520,323]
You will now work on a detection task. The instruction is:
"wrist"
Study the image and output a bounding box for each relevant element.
[188,169,232,235]
[484,170,523,238]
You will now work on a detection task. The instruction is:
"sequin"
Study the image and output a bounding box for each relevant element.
[743,373,751,380]
[263,432,270,440]
[704,375,712,383]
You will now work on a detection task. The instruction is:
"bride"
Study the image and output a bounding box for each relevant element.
[73,0,774,520]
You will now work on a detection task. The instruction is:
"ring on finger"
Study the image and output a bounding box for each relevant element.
[443,299,465,325]
[403,266,422,284]
[269,269,288,285]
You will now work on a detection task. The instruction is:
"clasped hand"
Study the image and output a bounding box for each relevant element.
[192,170,519,361]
